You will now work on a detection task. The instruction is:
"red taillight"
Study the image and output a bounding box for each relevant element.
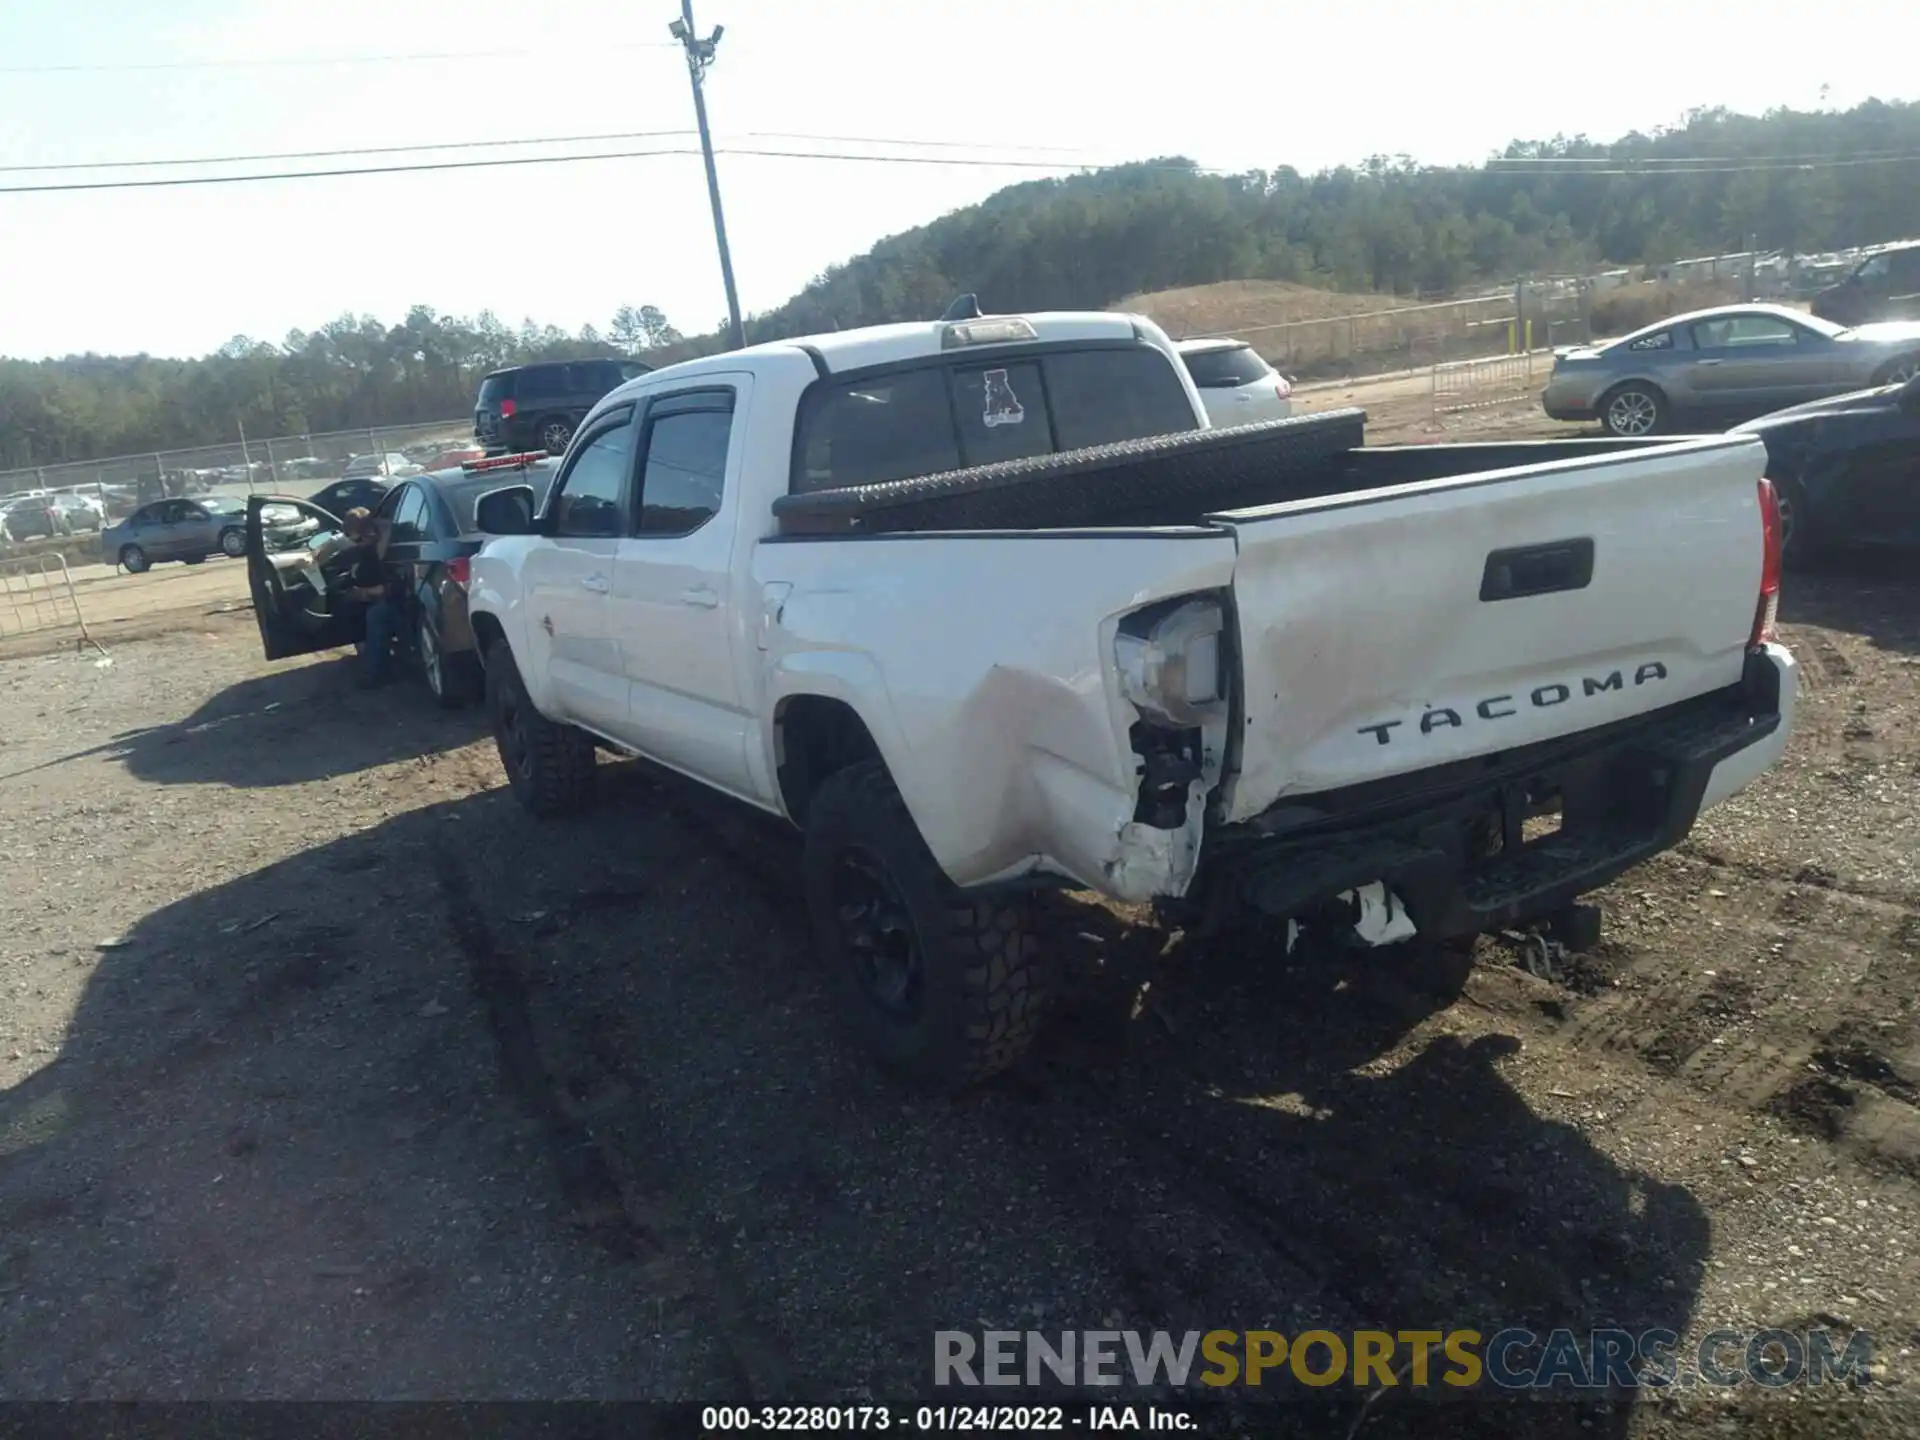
[499,398,517,418]
[445,556,471,586]
[1750,477,1782,647]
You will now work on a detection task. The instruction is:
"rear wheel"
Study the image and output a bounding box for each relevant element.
[1600,384,1667,437]
[803,759,1048,1092]
[119,545,150,574]
[538,417,574,456]
[418,615,481,709]
[484,641,596,815]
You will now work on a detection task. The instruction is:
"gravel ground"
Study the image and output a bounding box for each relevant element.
[1,484,1917,1435]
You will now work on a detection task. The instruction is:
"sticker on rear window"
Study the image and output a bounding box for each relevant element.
[981,368,1025,428]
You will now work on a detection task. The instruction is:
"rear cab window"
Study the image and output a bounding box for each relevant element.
[793,344,1197,494]
[1181,345,1275,389]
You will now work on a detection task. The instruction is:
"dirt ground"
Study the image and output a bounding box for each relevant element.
[1,404,1917,1434]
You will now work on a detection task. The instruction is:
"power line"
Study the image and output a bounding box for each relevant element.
[1484,154,1920,174]
[0,42,680,75]
[0,146,1169,197]
[0,128,1105,176]
[0,130,699,174]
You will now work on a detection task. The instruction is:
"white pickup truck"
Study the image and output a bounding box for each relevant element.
[458,305,1798,1091]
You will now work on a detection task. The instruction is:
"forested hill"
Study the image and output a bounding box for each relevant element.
[5,99,1919,469]
[720,99,1920,346]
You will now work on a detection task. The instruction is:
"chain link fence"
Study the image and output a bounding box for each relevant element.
[0,418,477,519]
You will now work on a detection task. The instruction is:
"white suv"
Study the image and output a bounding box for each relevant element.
[1175,338,1293,426]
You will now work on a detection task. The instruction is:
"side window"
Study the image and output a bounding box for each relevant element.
[1040,347,1200,449]
[389,486,431,543]
[550,407,634,538]
[1627,330,1674,352]
[794,367,961,493]
[180,502,210,522]
[520,366,563,401]
[1692,315,1799,350]
[1890,251,1920,288]
[635,393,735,537]
[1855,255,1890,284]
[132,503,163,527]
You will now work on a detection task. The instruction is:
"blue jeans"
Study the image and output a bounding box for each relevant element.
[361,597,401,682]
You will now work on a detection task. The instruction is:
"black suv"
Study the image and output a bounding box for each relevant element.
[473,358,652,456]
[1812,242,1920,327]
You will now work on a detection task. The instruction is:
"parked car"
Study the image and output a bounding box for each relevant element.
[99,496,309,572]
[1175,338,1294,425]
[245,452,561,707]
[306,476,393,519]
[282,305,1789,1094]
[1540,303,1920,437]
[473,358,652,457]
[1810,241,1920,328]
[1729,372,1920,564]
[50,493,102,532]
[340,453,419,482]
[1,493,70,541]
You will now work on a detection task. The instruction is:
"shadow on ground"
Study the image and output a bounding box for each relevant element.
[1781,553,1920,658]
[0,656,486,790]
[0,742,1713,1431]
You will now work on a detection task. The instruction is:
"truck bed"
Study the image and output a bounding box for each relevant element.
[767,411,1679,537]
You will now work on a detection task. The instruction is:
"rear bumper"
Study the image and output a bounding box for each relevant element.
[1212,644,1796,938]
[1541,394,1596,421]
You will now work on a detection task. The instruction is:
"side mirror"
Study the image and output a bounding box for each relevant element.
[474,484,537,535]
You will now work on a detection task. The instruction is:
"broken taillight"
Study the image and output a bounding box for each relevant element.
[1750,477,1781,647]
[445,556,471,586]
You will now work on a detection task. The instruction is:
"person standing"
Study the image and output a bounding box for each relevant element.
[340,508,401,690]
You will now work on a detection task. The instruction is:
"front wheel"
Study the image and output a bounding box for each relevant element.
[484,641,596,816]
[1876,354,1920,386]
[219,527,246,557]
[803,759,1049,1092]
[1601,384,1667,437]
[119,545,150,574]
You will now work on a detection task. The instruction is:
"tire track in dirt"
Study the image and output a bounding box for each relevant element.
[430,847,796,1402]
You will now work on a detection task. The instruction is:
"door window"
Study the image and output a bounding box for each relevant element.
[550,407,634,537]
[1690,315,1801,350]
[634,392,735,536]
[389,486,432,543]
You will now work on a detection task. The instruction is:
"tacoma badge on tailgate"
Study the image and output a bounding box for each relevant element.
[1355,662,1670,746]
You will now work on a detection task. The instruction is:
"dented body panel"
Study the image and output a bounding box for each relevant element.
[754,531,1236,896]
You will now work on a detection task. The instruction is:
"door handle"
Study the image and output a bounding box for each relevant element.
[579,573,611,593]
[678,585,719,609]
[1696,358,1722,366]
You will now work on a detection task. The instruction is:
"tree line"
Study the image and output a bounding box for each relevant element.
[6,99,1918,468]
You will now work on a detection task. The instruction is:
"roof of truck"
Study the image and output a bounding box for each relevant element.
[616,311,1158,393]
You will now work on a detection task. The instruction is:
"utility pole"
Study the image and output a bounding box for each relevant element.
[670,1,745,352]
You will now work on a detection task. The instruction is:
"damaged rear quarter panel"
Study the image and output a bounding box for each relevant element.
[753,531,1237,895]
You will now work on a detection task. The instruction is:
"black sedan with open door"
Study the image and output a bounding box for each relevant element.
[246,452,560,707]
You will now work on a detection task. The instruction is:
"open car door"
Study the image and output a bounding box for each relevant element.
[246,495,368,661]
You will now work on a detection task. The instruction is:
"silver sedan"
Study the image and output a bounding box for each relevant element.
[1539,303,1920,437]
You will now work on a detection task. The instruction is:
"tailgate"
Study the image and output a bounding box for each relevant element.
[1214,436,1768,823]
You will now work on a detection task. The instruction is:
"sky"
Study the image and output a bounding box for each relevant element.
[0,0,1911,361]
